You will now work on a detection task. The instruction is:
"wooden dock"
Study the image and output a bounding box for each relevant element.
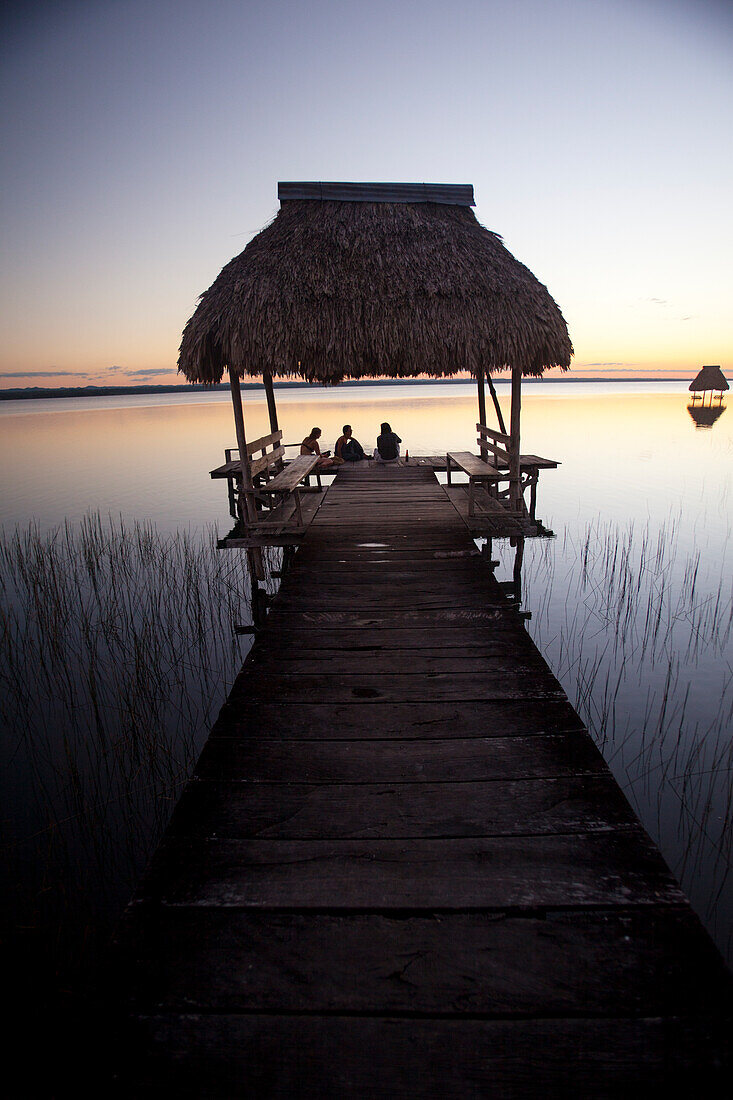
[111,465,732,1095]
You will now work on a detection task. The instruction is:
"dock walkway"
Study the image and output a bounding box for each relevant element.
[113,465,732,1095]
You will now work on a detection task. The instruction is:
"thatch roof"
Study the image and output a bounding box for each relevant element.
[178,183,573,385]
[689,365,729,392]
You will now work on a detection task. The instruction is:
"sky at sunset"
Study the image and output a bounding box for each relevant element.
[1,0,731,390]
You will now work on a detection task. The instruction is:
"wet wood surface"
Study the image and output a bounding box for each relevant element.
[112,464,732,1095]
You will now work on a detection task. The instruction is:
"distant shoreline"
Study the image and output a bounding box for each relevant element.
[0,377,692,401]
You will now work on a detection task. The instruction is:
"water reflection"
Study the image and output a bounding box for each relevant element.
[688,401,726,430]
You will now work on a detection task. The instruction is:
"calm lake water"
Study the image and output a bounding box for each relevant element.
[1,380,731,968]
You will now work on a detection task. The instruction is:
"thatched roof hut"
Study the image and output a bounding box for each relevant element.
[178,182,573,385]
[689,365,729,393]
[181,184,573,558]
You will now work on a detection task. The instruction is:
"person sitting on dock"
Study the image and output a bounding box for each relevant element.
[301,427,342,468]
[335,424,368,462]
[374,422,402,463]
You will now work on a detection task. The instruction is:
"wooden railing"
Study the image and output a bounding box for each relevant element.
[226,430,285,480]
[476,422,524,512]
[476,423,513,466]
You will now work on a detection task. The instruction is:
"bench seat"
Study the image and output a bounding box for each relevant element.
[264,454,320,493]
[446,452,505,517]
[447,451,503,480]
[247,454,321,527]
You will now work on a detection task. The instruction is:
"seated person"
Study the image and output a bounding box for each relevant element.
[374,422,402,463]
[301,427,342,468]
[335,424,368,462]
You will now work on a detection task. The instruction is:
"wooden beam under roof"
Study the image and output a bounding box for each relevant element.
[278,181,475,205]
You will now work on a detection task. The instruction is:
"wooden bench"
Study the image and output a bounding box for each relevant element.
[449,428,560,521]
[247,453,321,527]
[210,430,287,521]
[475,424,559,519]
[446,452,503,517]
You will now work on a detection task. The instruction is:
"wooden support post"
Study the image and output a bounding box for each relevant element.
[476,367,488,460]
[513,536,525,605]
[510,365,522,512]
[229,368,265,580]
[263,370,279,433]
[486,371,507,435]
[529,470,539,520]
[293,487,304,526]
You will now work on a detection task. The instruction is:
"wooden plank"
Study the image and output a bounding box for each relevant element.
[118,1014,733,1096]
[167,776,637,839]
[477,423,512,444]
[210,459,243,479]
[242,628,540,653]
[264,453,319,492]
[261,609,524,629]
[232,671,565,703]
[275,573,507,594]
[115,908,733,1017]
[449,451,503,479]
[246,429,283,456]
[272,593,513,612]
[280,563,500,580]
[210,699,587,741]
[193,733,606,783]
[248,652,548,676]
[518,453,560,469]
[249,444,285,477]
[138,833,685,909]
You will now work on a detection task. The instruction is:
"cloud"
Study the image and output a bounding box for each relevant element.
[121,368,178,378]
[575,365,690,374]
[0,370,89,378]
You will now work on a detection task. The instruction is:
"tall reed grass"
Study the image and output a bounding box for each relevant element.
[507,515,733,959]
[0,515,267,990]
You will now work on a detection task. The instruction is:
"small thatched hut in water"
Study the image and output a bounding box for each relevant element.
[178,181,572,525]
[689,365,729,404]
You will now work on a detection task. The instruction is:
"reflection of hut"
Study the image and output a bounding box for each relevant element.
[688,403,726,429]
[178,182,573,552]
[689,364,729,405]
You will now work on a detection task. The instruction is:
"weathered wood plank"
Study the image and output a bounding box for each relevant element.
[168,776,636,839]
[210,699,587,741]
[273,593,513,612]
[265,453,319,492]
[232,671,565,703]
[242,628,539,651]
[139,833,685,909]
[261,608,527,629]
[114,908,733,1017]
[194,733,607,782]
[248,652,548,676]
[122,1013,732,1097]
[276,569,506,589]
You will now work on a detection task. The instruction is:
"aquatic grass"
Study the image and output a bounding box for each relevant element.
[507,514,733,960]
[0,515,272,984]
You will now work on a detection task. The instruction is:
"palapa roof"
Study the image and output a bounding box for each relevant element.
[178,182,573,385]
[689,365,729,392]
